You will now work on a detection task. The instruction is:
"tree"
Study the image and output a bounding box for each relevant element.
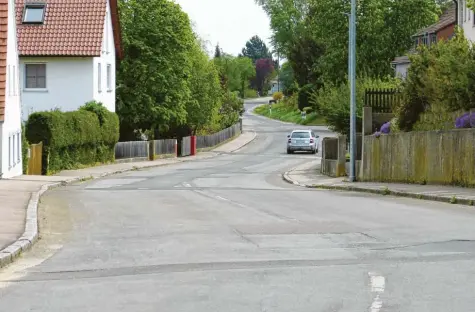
[279,62,298,95]
[257,0,439,85]
[255,58,274,93]
[214,54,255,97]
[116,0,195,138]
[241,35,272,63]
[214,44,222,58]
[186,41,223,135]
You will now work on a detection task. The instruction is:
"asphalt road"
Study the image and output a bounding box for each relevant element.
[2,98,475,311]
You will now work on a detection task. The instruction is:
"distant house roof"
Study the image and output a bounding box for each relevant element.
[414,3,456,37]
[0,3,7,122]
[16,0,123,59]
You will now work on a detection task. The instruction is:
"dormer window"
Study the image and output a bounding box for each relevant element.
[23,3,46,24]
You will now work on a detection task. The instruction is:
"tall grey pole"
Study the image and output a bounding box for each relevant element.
[349,0,357,182]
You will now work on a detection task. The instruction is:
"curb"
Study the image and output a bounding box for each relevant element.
[228,130,257,153]
[281,172,475,207]
[0,132,255,269]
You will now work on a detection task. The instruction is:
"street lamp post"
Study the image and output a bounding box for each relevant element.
[348,0,357,182]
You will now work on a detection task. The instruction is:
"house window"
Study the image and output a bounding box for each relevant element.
[430,34,437,45]
[22,4,46,24]
[17,132,21,163]
[106,64,112,91]
[8,136,11,169]
[98,63,102,92]
[25,64,46,89]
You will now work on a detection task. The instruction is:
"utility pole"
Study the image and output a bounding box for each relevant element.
[277,50,280,92]
[349,0,357,182]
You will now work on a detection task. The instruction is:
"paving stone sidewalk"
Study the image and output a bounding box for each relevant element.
[283,159,475,206]
[0,131,256,265]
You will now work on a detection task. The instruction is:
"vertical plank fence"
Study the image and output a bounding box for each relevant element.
[27,142,42,175]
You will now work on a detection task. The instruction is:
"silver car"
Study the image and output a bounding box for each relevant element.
[287,130,319,154]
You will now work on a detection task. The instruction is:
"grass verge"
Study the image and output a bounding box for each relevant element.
[254,101,326,126]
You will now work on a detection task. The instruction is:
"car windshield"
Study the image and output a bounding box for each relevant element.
[291,132,310,138]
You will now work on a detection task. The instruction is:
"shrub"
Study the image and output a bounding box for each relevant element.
[397,30,475,131]
[273,91,284,101]
[26,107,119,174]
[380,122,391,134]
[311,76,399,135]
[455,112,475,128]
[244,89,258,99]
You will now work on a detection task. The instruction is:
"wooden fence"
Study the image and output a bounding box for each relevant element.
[27,142,42,175]
[364,88,402,113]
[196,123,241,149]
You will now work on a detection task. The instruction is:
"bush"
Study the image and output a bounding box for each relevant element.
[397,30,475,131]
[311,76,400,135]
[244,89,258,98]
[26,107,119,174]
[273,91,284,101]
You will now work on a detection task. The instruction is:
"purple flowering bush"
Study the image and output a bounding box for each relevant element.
[380,122,391,134]
[374,121,390,137]
[455,112,475,129]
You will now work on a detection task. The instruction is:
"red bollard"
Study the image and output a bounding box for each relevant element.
[190,136,197,156]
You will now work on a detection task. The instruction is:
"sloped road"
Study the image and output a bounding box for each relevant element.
[1,98,475,311]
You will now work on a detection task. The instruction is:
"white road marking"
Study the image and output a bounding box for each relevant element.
[183,182,191,188]
[368,272,385,312]
[215,196,229,201]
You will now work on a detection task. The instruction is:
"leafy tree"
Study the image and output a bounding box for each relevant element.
[214,54,255,97]
[186,42,223,134]
[214,44,222,58]
[255,58,275,93]
[116,0,195,138]
[279,62,298,95]
[241,35,272,63]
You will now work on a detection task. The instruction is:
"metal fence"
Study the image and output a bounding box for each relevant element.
[196,123,241,149]
[115,141,149,159]
[181,136,191,157]
[152,139,176,156]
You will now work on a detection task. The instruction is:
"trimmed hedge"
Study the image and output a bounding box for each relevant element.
[26,107,119,174]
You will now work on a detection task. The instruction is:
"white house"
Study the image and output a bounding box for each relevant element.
[0,0,23,179]
[458,0,475,41]
[268,78,282,95]
[16,0,123,120]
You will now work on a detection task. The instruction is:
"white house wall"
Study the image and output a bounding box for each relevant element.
[93,0,116,113]
[460,0,475,41]
[0,0,22,178]
[20,57,94,120]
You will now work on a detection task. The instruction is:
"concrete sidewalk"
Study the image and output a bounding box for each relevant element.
[283,159,475,206]
[0,131,256,267]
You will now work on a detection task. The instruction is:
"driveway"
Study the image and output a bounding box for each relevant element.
[1,98,475,311]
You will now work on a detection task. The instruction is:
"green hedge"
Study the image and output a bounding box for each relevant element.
[26,106,119,174]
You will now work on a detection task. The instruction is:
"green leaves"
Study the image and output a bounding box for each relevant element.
[398,30,475,131]
[117,0,195,133]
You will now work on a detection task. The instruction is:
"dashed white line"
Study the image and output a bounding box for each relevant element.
[368,272,385,312]
[215,196,229,201]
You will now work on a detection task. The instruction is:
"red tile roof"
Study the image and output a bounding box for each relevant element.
[0,1,7,122]
[16,0,123,58]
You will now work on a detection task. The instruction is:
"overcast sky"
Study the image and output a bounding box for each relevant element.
[175,0,272,56]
